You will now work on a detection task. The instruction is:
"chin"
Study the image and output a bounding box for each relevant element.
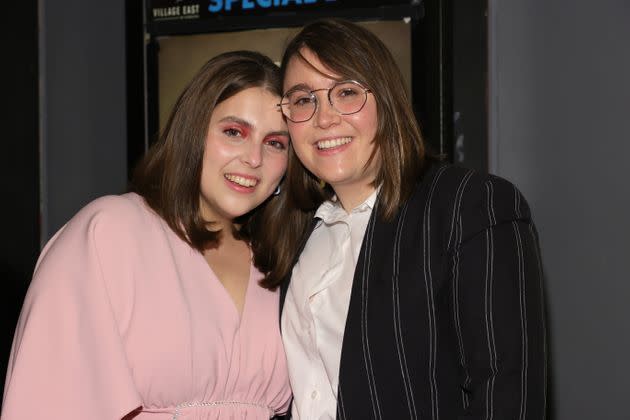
[231,204,262,220]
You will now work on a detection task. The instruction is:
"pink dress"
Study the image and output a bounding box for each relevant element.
[1,193,291,420]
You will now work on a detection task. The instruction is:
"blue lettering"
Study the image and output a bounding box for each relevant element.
[208,0,222,12]
[208,0,329,13]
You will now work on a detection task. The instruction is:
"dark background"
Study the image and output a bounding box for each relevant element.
[2,0,40,400]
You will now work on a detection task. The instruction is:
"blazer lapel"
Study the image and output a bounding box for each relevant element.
[335,203,402,420]
[335,165,444,420]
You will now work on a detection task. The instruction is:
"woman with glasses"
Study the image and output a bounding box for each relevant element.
[2,51,291,420]
[276,18,547,419]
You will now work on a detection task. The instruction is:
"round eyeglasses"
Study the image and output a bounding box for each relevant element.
[278,80,371,123]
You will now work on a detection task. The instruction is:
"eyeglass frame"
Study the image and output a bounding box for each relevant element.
[277,80,372,123]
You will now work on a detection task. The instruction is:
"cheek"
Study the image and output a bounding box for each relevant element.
[204,137,238,168]
[287,125,312,158]
[355,104,379,141]
[201,146,231,181]
[287,122,309,144]
[292,143,310,161]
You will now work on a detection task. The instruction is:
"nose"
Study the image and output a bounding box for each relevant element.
[242,141,262,168]
[314,93,341,128]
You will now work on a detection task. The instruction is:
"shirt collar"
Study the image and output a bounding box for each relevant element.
[314,187,380,225]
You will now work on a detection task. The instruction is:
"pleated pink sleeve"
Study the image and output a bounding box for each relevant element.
[2,196,143,420]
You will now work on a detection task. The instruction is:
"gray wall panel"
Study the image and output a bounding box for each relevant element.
[42,0,127,239]
[491,1,630,418]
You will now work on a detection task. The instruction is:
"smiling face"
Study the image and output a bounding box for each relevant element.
[199,86,289,226]
[283,48,380,210]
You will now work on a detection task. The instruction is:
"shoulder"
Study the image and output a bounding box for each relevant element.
[408,163,533,244]
[65,193,161,239]
[416,163,529,215]
[40,193,159,263]
[72,193,153,226]
[28,194,159,299]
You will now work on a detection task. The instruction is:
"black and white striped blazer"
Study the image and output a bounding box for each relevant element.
[280,163,547,420]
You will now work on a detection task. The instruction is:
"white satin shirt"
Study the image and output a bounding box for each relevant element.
[281,189,378,420]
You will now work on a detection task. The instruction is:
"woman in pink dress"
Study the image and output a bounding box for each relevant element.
[2,51,292,420]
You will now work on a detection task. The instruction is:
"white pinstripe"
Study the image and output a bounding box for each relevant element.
[423,165,448,420]
[392,199,418,419]
[514,222,528,419]
[513,226,528,419]
[450,172,475,411]
[337,385,347,420]
[529,223,547,420]
[447,170,475,249]
[512,185,528,419]
[461,212,472,409]
[484,181,498,420]
[514,184,522,219]
[452,212,470,410]
[360,211,382,419]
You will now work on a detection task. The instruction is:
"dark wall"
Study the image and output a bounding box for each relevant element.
[41,0,128,240]
[452,0,487,171]
[1,0,128,398]
[0,0,39,398]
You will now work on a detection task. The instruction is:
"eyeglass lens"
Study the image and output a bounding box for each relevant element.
[282,81,368,122]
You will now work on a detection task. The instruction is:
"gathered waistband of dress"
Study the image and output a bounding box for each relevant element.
[172,400,275,419]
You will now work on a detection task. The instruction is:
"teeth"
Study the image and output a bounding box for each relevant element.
[317,137,352,150]
[224,174,258,187]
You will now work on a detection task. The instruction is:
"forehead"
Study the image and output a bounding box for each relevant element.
[283,48,343,90]
[214,87,276,109]
[210,87,285,129]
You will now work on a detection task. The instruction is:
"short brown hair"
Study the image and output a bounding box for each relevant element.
[280,18,428,220]
[252,19,435,289]
[131,50,287,288]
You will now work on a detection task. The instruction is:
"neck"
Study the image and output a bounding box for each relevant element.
[333,183,376,213]
[201,215,240,245]
[199,201,234,237]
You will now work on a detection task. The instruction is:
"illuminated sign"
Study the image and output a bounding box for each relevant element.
[209,0,336,13]
[148,0,408,23]
[152,4,201,19]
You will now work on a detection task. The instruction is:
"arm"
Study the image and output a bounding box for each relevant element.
[2,197,142,420]
[450,176,546,419]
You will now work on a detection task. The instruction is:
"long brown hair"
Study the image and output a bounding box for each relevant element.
[256,19,434,288]
[130,50,288,289]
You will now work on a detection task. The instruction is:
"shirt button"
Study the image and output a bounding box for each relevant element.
[311,390,318,399]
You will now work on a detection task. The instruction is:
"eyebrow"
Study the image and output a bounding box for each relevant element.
[284,80,348,95]
[218,116,253,128]
[219,116,289,138]
[284,83,311,94]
